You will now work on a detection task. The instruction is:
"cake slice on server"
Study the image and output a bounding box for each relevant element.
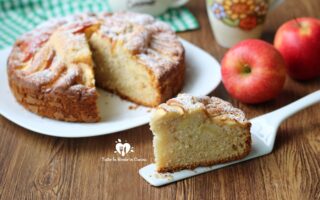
[150,94,251,173]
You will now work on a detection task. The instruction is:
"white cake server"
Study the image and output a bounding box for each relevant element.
[139,90,320,186]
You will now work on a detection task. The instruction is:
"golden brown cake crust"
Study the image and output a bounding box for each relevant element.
[8,46,100,122]
[8,67,99,122]
[7,12,185,122]
[162,94,250,123]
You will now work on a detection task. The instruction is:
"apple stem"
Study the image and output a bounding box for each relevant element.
[294,17,301,28]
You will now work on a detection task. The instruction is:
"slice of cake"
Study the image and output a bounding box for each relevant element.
[150,94,251,172]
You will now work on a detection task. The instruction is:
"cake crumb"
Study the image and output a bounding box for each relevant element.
[153,173,174,180]
[128,104,139,110]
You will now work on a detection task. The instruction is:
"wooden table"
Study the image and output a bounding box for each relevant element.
[1,0,319,199]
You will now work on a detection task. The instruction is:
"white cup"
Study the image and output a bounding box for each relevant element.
[206,0,284,48]
[109,0,189,16]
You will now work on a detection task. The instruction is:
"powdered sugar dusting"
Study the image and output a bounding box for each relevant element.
[9,12,184,91]
[160,94,248,123]
[98,12,183,78]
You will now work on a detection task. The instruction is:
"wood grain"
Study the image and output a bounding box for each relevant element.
[0,0,319,199]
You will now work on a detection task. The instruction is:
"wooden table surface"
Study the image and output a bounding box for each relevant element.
[1,0,319,199]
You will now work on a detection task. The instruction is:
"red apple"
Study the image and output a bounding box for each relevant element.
[221,39,286,104]
[274,17,320,80]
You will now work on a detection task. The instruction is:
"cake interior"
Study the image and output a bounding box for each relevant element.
[151,108,250,172]
[47,25,162,107]
[89,33,160,106]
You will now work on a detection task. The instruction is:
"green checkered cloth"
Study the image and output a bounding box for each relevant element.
[0,0,199,49]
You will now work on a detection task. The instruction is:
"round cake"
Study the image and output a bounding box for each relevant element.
[7,12,185,122]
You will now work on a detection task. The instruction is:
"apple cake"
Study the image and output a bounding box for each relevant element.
[7,12,185,122]
[150,94,251,172]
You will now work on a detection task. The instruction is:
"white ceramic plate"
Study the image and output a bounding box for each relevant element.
[0,39,221,137]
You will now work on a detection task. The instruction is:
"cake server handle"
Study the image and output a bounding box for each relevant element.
[260,90,320,129]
